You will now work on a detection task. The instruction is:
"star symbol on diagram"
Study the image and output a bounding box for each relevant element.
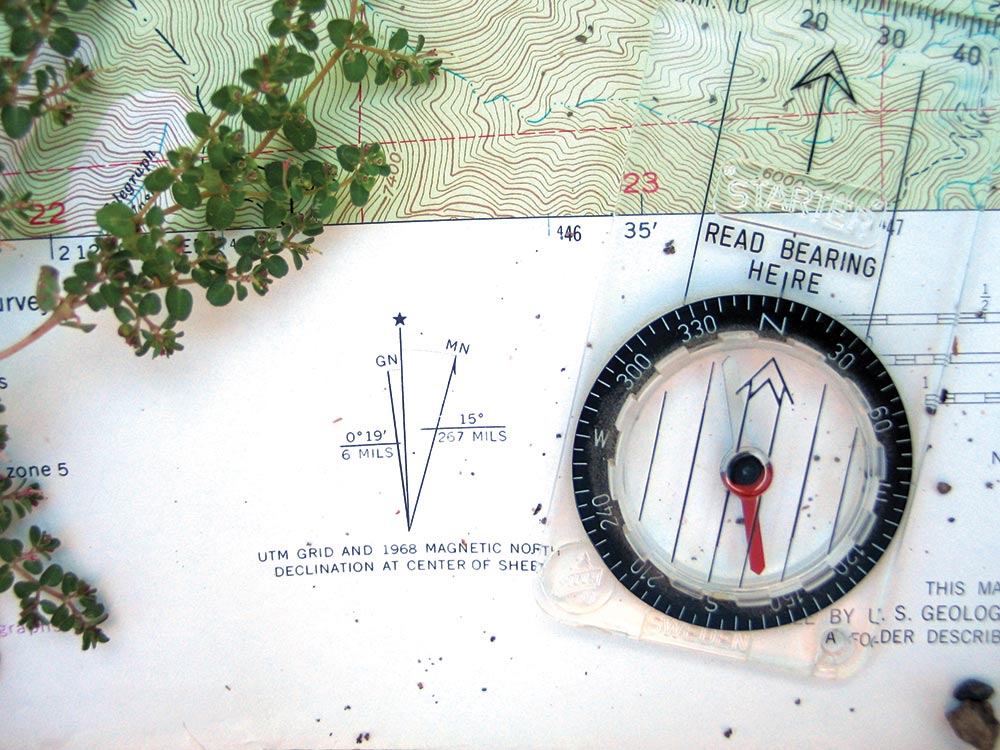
[393,312,407,326]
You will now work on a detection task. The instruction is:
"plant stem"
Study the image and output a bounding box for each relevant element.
[9,559,100,630]
[249,46,348,160]
[0,300,77,361]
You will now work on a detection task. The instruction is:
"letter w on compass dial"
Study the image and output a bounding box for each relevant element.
[574,296,911,630]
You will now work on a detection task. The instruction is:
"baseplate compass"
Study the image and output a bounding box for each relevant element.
[570,294,911,631]
[538,0,997,678]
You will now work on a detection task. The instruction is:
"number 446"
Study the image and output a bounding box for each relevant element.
[556,224,582,241]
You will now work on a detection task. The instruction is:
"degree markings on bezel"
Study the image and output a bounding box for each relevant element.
[572,294,913,631]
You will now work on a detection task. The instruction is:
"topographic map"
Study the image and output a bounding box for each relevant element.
[2,3,1000,749]
[1,0,997,239]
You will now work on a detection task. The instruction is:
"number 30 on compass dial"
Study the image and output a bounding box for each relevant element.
[573,295,912,631]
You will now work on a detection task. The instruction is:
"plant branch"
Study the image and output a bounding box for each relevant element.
[0,299,78,361]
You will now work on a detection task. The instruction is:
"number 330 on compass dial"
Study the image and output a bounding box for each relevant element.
[573,295,912,631]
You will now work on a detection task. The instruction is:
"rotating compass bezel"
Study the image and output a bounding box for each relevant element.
[572,294,913,631]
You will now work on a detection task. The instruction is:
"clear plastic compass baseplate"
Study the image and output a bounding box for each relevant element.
[537,0,999,678]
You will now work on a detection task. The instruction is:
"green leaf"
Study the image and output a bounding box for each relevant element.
[315,193,338,218]
[0,538,19,563]
[301,159,327,185]
[52,604,72,630]
[205,195,236,230]
[349,179,370,207]
[34,68,50,93]
[261,200,286,227]
[65,0,89,10]
[210,85,244,114]
[293,27,319,51]
[61,571,79,595]
[13,580,38,598]
[241,100,274,132]
[206,279,235,307]
[96,202,136,237]
[300,0,325,12]
[99,282,123,308]
[180,165,204,184]
[341,50,368,82]
[171,181,202,210]
[1,105,33,139]
[271,0,293,20]
[285,51,315,78]
[63,276,86,295]
[336,144,361,171]
[4,5,29,24]
[22,559,42,576]
[143,167,175,192]
[165,285,193,321]
[206,142,229,169]
[39,564,64,588]
[73,260,98,283]
[388,28,409,52]
[0,565,13,593]
[240,68,263,89]
[282,115,316,151]
[35,266,60,312]
[267,17,288,37]
[48,27,80,57]
[137,293,161,317]
[190,267,212,288]
[264,254,289,277]
[327,18,353,48]
[185,111,212,138]
[234,235,258,256]
[9,26,42,56]
[146,205,165,227]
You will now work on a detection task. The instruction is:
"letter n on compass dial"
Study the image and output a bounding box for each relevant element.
[573,295,912,631]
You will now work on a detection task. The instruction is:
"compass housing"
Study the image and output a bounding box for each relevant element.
[573,294,912,631]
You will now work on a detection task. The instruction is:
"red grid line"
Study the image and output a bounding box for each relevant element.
[1,103,994,181]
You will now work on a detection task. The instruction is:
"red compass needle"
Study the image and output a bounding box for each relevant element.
[722,453,773,575]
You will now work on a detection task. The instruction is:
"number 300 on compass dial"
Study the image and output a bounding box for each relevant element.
[573,295,912,631]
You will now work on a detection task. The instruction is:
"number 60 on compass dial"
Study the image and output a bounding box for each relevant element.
[572,294,912,631]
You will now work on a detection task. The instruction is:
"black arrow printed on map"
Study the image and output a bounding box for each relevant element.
[791,49,856,173]
[409,355,457,531]
[387,313,412,527]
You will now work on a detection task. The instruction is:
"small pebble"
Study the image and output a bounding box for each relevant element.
[956,679,996,703]
[947,700,999,750]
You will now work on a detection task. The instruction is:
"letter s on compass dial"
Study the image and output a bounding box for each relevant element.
[573,294,912,630]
